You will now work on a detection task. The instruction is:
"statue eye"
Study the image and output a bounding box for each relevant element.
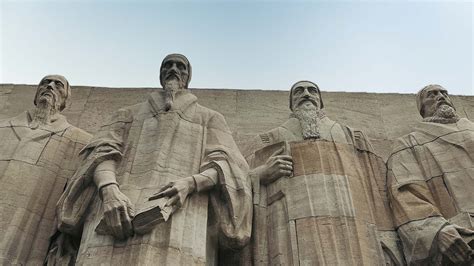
[294,87,304,95]
[177,63,186,71]
[164,62,172,68]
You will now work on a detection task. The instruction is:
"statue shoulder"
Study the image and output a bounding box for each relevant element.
[63,126,93,145]
[0,111,27,128]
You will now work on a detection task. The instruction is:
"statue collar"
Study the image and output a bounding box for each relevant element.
[147,90,197,120]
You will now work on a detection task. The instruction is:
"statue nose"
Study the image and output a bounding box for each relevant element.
[170,63,179,72]
[437,93,446,101]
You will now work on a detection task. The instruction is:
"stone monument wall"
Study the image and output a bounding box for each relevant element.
[1,83,472,160]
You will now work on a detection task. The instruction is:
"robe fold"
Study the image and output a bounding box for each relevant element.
[0,111,91,265]
[388,118,474,265]
[245,116,403,265]
[56,90,252,265]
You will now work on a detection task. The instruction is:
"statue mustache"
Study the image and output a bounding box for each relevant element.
[165,71,181,82]
[38,87,58,104]
[436,99,452,108]
[297,97,318,107]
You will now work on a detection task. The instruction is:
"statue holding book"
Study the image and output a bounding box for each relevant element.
[243,81,404,265]
[54,54,252,265]
[388,85,474,265]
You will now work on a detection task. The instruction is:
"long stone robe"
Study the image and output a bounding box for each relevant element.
[0,111,91,265]
[387,118,474,265]
[244,116,403,265]
[56,90,252,265]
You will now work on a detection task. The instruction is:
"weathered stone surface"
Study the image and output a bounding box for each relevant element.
[52,54,252,266]
[0,76,91,265]
[388,85,474,265]
[0,79,472,265]
[245,81,402,265]
[1,84,471,161]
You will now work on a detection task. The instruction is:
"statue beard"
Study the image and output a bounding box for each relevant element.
[163,78,185,111]
[31,95,59,129]
[292,102,325,140]
[423,104,460,124]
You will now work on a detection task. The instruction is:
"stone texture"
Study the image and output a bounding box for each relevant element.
[1,84,471,161]
[0,76,92,265]
[0,81,472,265]
[51,54,252,266]
[243,80,403,265]
[388,85,474,265]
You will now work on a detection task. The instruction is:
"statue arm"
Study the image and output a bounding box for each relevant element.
[56,108,133,236]
[153,110,252,248]
[388,144,473,264]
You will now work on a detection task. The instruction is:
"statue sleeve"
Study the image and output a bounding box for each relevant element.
[56,108,133,236]
[387,139,447,264]
[200,112,252,250]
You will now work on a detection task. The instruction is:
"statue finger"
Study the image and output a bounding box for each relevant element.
[270,147,284,157]
[274,155,293,162]
[165,195,180,207]
[127,204,136,218]
[455,225,474,235]
[454,238,471,259]
[281,170,292,176]
[110,209,124,240]
[150,187,176,200]
[157,183,173,193]
[279,164,293,171]
[120,208,133,238]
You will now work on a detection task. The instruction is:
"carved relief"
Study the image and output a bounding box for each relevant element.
[0,75,91,265]
[388,85,474,265]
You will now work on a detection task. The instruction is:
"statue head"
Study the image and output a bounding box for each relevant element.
[289,80,325,140]
[159,53,192,90]
[34,74,70,112]
[289,80,324,111]
[416,84,456,118]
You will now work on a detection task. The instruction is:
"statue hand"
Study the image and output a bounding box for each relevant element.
[255,147,293,186]
[151,177,196,211]
[437,224,474,264]
[101,184,135,240]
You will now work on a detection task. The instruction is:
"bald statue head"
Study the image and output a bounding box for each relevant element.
[416,84,459,124]
[31,75,71,128]
[34,74,70,112]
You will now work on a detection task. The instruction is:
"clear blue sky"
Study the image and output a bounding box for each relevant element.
[1,0,473,95]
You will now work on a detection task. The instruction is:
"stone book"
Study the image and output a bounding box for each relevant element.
[95,196,173,236]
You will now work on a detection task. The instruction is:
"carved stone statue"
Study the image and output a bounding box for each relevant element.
[54,54,252,265]
[243,80,403,265]
[388,84,474,265]
[0,75,92,265]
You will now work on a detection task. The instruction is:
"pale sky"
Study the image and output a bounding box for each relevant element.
[1,0,473,95]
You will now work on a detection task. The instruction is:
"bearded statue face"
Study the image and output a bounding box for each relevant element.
[419,85,460,124]
[159,56,190,90]
[290,81,324,140]
[34,76,68,112]
[290,81,321,111]
[420,85,455,118]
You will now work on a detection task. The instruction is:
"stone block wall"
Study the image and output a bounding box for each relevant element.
[1,84,472,160]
